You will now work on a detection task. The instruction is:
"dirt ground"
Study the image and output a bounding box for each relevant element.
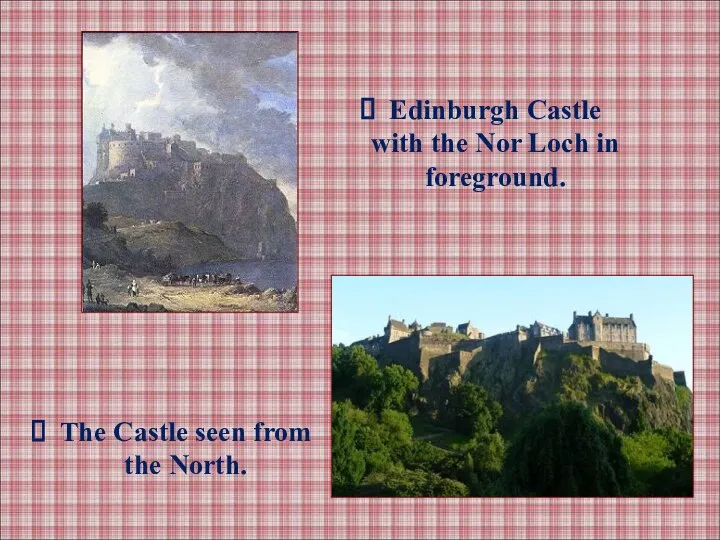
[82,265,297,313]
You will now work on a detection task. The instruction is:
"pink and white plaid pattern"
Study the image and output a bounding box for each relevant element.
[1,2,718,539]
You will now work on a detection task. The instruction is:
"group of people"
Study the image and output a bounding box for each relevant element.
[82,280,108,305]
[82,278,139,304]
[162,272,234,287]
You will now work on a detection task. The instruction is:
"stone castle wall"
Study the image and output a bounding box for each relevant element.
[651,362,675,385]
[454,339,484,353]
[384,333,422,376]
[388,327,411,343]
[534,334,565,352]
[423,350,472,381]
[418,343,453,380]
[482,328,527,349]
[352,335,385,357]
[598,349,652,382]
[579,340,649,362]
[352,317,678,388]
[477,331,529,370]
[108,140,167,170]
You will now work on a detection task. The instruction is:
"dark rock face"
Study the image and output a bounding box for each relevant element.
[358,332,692,436]
[459,346,693,435]
[84,160,296,261]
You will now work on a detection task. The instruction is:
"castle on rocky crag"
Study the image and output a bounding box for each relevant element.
[352,310,686,388]
[90,123,250,185]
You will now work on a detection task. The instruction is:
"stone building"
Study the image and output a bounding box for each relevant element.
[353,312,684,388]
[527,321,561,338]
[91,123,231,184]
[94,123,171,180]
[385,316,411,343]
[457,321,483,340]
[568,310,637,343]
[427,322,453,334]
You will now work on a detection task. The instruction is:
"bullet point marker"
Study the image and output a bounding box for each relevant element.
[360,97,375,120]
[32,419,45,442]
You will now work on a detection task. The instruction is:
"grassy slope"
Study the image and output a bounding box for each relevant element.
[112,217,239,269]
[83,225,171,275]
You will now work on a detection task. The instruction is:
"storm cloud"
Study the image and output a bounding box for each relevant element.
[83,32,297,215]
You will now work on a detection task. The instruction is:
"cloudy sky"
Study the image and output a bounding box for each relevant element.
[83,32,297,215]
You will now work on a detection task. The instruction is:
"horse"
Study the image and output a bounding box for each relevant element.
[162,273,179,286]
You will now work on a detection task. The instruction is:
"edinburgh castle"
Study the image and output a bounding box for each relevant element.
[91,123,250,186]
[352,310,686,389]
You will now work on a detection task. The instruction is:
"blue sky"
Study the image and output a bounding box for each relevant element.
[332,276,693,388]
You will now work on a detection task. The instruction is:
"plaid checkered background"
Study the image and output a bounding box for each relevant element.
[1,1,718,539]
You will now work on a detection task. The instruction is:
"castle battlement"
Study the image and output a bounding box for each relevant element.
[353,310,683,387]
[91,123,247,184]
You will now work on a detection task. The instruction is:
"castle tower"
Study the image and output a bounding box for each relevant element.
[385,317,411,343]
[93,124,112,181]
[592,310,604,341]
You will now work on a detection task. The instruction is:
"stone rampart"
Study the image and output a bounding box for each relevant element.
[598,348,652,382]
[108,140,143,170]
[108,140,169,172]
[353,336,385,357]
[673,371,687,387]
[351,318,678,389]
[651,361,675,385]
[580,340,649,361]
[384,333,423,376]
[418,343,453,381]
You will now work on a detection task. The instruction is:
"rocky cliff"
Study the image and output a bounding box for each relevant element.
[83,159,296,261]
[354,332,692,436]
[461,345,692,435]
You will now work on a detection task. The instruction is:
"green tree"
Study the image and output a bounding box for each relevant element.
[358,469,470,497]
[83,202,108,229]
[470,432,505,476]
[461,452,481,495]
[402,440,452,473]
[331,401,366,492]
[332,345,381,409]
[622,427,692,496]
[447,382,502,437]
[369,364,419,412]
[504,402,631,496]
[334,401,406,477]
[378,409,413,446]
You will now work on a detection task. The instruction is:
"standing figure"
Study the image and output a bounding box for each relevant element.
[85,280,93,302]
